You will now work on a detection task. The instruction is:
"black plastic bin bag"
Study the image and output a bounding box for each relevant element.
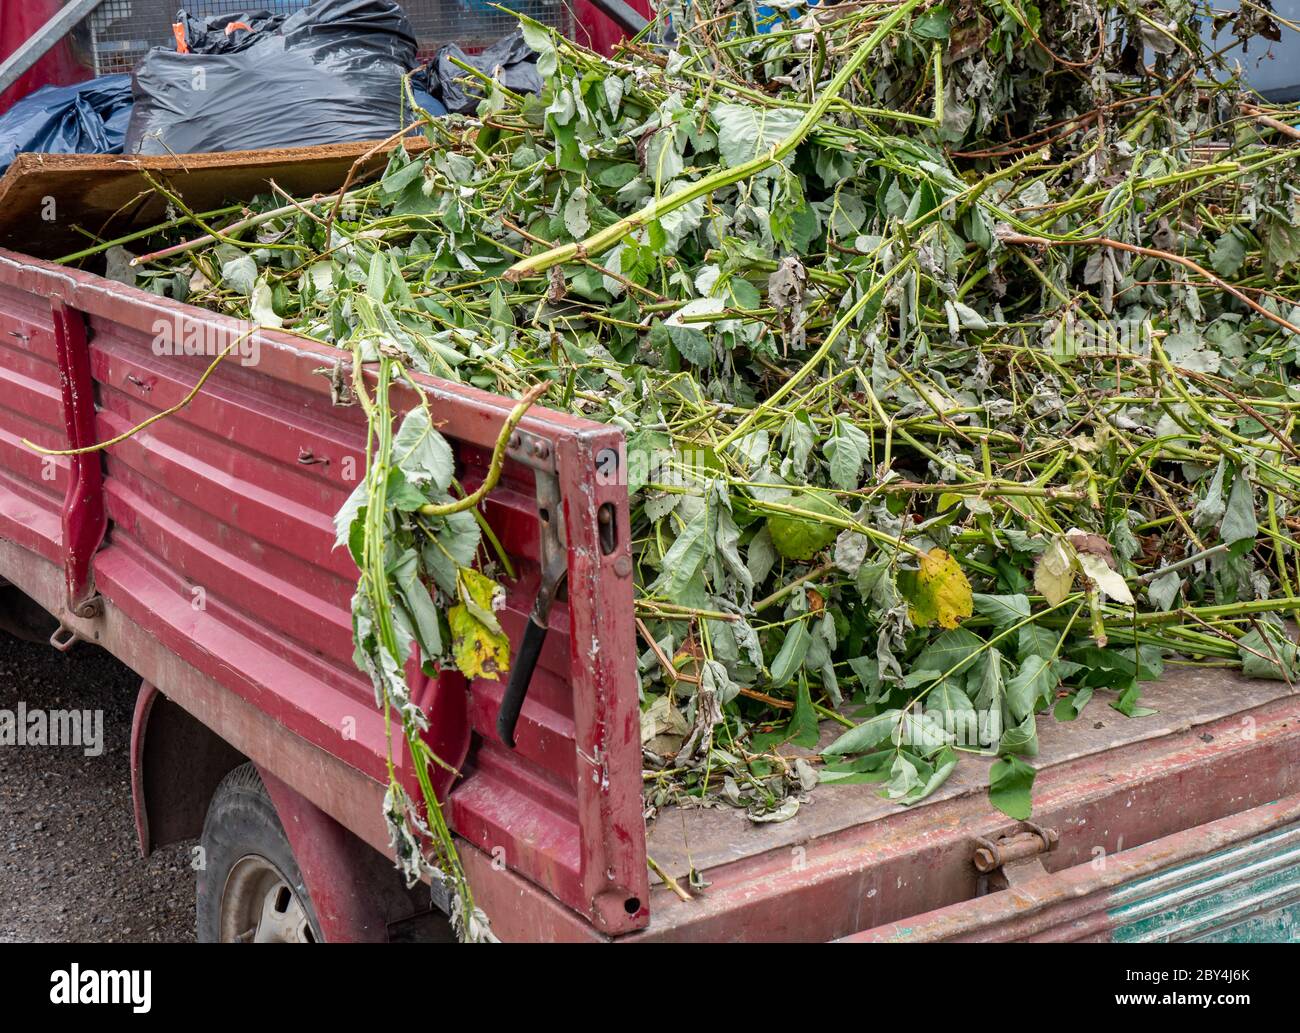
[426,30,542,116]
[126,0,419,155]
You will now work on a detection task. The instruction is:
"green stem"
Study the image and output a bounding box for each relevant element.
[503,0,926,281]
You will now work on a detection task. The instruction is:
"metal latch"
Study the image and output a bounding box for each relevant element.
[972,823,1059,893]
[496,468,567,750]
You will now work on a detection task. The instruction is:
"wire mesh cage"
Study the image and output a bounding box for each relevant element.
[80,0,574,76]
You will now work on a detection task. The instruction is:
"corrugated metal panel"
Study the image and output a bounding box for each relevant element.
[1110,823,1300,943]
[0,282,65,565]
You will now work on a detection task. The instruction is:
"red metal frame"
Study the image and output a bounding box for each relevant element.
[845,794,1300,942]
[50,298,107,618]
[0,248,649,935]
[0,0,92,113]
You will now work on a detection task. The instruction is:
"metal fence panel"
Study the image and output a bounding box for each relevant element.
[82,0,571,75]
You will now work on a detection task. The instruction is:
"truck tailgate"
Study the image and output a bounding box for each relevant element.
[850,793,1300,942]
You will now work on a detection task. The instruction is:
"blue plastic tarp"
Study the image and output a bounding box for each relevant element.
[0,75,133,176]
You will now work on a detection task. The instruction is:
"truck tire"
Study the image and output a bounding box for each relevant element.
[197,763,323,943]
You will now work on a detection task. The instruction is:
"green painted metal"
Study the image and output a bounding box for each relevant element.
[1110,820,1300,943]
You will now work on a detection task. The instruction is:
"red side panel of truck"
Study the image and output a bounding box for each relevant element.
[575,0,653,58]
[0,250,649,935]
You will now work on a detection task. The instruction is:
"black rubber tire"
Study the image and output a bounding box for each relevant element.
[196,763,323,943]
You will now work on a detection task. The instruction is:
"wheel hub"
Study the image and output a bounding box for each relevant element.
[220,855,315,943]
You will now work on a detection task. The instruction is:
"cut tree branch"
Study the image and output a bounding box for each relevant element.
[503,0,927,282]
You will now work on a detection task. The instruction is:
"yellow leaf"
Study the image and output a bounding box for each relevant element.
[905,548,973,629]
[449,570,511,681]
[1033,537,1075,606]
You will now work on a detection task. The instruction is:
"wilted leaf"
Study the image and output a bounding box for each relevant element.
[822,708,902,757]
[824,418,871,490]
[784,678,821,748]
[903,549,973,629]
[972,593,1031,627]
[1221,472,1258,548]
[1147,570,1182,611]
[393,408,454,492]
[770,621,811,686]
[1111,681,1157,718]
[449,570,510,681]
[767,494,842,561]
[998,712,1039,757]
[1034,537,1075,606]
[989,755,1036,819]
[1076,552,1135,606]
[712,103,803,168]
[640,694,690,752]
[748,797,801,823]
[1210,232,1247,277]
[250,278,283,328]
[1005,654,1057,722]
[1238,624,1300,681]
[221,254,258,294]
[390,549,442,660]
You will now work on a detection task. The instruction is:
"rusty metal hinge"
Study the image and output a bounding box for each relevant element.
[973,822,1059,893]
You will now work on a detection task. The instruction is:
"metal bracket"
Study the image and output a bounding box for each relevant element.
[504,427,559,474]
[973,822,1059,893]
[534,469,567,577]
[51,299,108,621]
[495,467,569,748]
[49,623,84,654]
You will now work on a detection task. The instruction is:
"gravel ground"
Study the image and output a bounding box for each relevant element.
[0,631,196,943]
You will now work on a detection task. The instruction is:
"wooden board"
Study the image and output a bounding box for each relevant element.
[0,138,425,259]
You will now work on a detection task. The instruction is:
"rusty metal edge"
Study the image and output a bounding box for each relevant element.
[846,794,1300,942]
[628,698,1300,941]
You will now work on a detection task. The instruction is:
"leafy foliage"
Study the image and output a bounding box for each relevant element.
[109,0,1300,926]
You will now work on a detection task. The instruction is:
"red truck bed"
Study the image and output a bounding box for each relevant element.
[0,245,647,936]
[1,202,1298,943]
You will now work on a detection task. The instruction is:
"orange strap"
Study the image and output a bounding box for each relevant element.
[171,23,189,54]
[225,21,253,35]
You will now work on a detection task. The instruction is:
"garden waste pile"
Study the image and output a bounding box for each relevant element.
[74,0,1300,936]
